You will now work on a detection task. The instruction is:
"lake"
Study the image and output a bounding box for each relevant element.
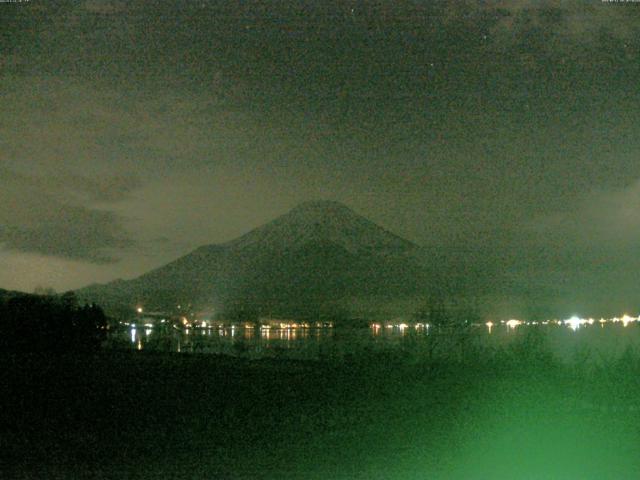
[106,319,640,363]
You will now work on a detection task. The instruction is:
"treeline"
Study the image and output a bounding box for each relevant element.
[219,297,356,326]
[413,295,482,330]
[0,291,107,353]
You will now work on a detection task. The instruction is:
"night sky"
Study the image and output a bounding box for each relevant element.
[2,0,640,317]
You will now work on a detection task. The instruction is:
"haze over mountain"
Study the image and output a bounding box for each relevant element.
[77,201,431,320]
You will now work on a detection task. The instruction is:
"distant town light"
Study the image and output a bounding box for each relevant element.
[136,307,143,314]
[506,319,522,329]
[564,316,585,331]
[621,315,635,327]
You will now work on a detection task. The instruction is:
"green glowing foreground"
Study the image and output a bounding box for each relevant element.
[4,328,640,479]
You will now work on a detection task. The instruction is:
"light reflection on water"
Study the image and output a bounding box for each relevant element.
[114,321,640,362]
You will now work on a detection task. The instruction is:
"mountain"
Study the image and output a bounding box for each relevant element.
[77,201,430,321]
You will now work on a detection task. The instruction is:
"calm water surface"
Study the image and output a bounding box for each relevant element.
[106,322,640,362]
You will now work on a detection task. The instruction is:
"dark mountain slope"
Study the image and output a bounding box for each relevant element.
[78,201,429,320]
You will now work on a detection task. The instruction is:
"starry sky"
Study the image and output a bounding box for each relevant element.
[1,0,640,316]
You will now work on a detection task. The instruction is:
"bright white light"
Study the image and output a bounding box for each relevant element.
[621,315,635,327]
[480,313,638,329]
[564,316,585,331]
[506,319,522,330]
[136,307,143,314]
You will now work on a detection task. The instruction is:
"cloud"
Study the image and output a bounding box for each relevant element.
[0,204,132,263]
[55,174,142,203]
[81,0,127,15]
[0,73,266,267]
[487,179,640,315]
[479,0,639,40]
[1,168,140,203]
[529,179,640,250]
[436,0,639,68]
[0,167,133,262]
[519,178,640,301]
[0,76,241,178]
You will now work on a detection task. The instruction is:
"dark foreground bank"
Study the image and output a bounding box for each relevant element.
[2,339,640,479]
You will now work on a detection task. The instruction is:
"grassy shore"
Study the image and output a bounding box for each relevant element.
[2,335,640,479]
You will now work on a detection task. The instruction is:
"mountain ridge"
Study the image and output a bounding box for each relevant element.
[77,201,429,321]
[215,200,418,253]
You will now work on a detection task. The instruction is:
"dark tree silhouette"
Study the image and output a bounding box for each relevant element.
[0,291,108,353]
[414,295,450,330]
